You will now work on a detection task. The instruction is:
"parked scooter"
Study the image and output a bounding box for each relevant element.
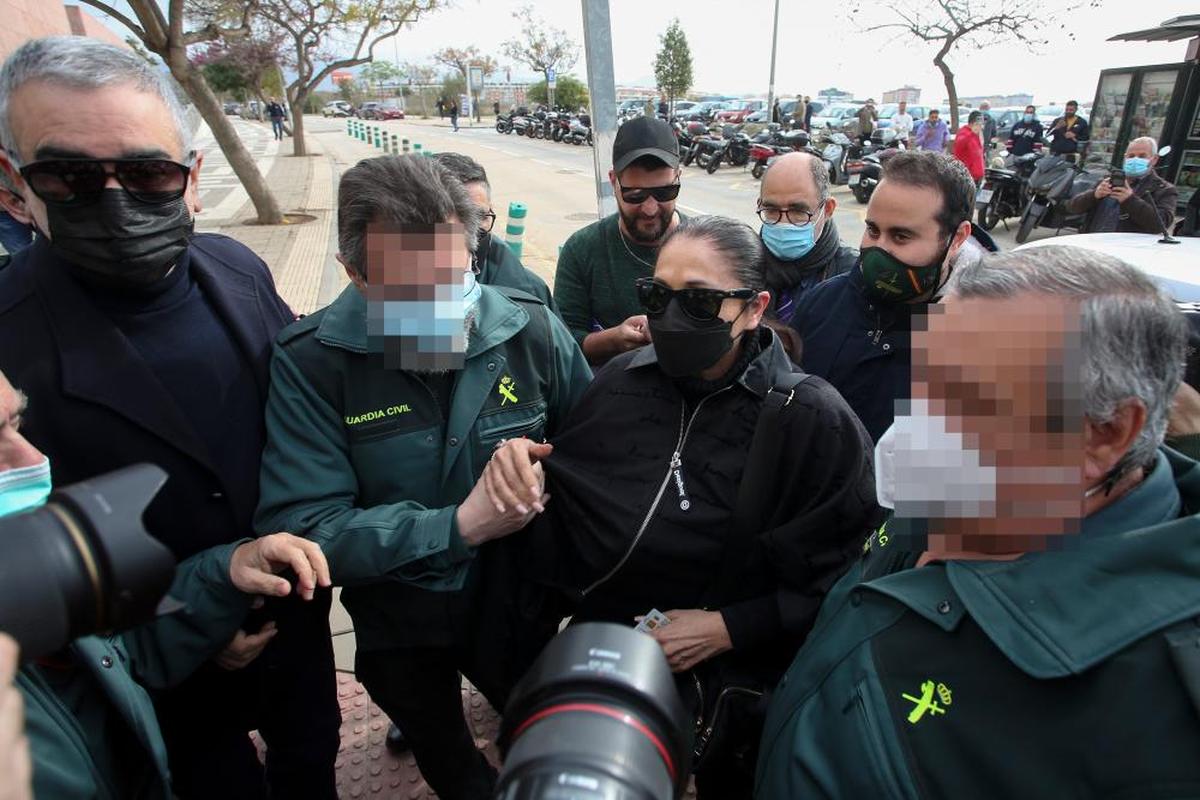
[1015,155,1104,243]
[849,142,904,204]
[567,116,593,146]
[510,113,534,137]
[678,122,710,166]
[976,151,1042,230]
[495,113,514,134]
[815,131,854,185]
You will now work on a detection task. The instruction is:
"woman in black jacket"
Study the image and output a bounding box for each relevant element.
[484,215,881,798]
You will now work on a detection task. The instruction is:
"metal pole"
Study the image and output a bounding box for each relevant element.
[581,0,618,219]
[766,0,781,127]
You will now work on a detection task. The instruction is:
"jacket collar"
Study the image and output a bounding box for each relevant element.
[625,326,793,398]
[867,450,1200,678]
[25,238,221,472]
[315,281,529,359]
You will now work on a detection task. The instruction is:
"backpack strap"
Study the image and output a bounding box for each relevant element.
[704,371,812,608]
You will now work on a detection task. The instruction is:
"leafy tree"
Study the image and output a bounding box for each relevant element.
[502,5,579,109]
[403,60,437,117]
[653,19,692,116]
[256,0,442,154]
[527,75,588,111]
[360,60,404,99]
[432,47,497,118]
[850,0,1097,131]
[76,0,283,223]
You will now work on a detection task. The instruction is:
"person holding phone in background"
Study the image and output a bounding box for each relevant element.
[1067,137,1177,234]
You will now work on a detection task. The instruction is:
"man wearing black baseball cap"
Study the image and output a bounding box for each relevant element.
[554,115,682,364]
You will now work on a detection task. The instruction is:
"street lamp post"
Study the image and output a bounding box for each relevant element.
[766,0,780,126]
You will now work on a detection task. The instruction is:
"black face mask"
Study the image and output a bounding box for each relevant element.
[647,296,743,378]
[43,189,193,288]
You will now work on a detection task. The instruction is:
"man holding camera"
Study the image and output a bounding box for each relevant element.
[0,368,331,799]
[0,37,340,798]
[1068,136,1178,235]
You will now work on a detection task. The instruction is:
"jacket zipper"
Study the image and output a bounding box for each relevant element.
[581,387,729,597]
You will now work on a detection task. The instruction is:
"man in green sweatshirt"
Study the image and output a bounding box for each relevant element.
[553,115,683,364]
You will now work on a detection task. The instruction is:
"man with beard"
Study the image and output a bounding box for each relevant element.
[757,152,857,325]
[0,37,340,799]
[254,154,591,800]
[789,150,996,442]
[554,115,683,364]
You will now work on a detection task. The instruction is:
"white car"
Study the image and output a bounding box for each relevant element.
[1015,232,1200,300]
[322,101,352,118]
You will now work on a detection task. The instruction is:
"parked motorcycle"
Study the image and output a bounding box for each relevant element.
[678,122,709,166]
[849,143,904,204]
[495,113,514,134]
[976,151,1042,231]
[1015,155,1103,244]
[510,113,533,138]
[567,117,593,146]
[814,131,854,185]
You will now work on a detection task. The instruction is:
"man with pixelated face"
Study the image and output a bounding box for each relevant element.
[756,245,1200,799]
[361,222,477,371]
[255,155,591,800]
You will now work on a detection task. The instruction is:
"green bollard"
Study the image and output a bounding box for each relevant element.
[505,202,527,260]
[391,134,398,153]
[346,119,352,135]
[402,138,410,154]
[375,130,382,149]
[413,143,423,155]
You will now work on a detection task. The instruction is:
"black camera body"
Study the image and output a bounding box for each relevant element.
[0,464,176,661]
[1110,168,1126,190]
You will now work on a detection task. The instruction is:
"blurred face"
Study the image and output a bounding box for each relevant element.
[341,219,475,371]
[1066,103,1078,116]
[898,102,907,113]
[897,294,1123,548]
[610,161,679,244]
[0,81,202,232]
[928,111,939,124]
[1025,106,1036,115]
[0,374,42,472]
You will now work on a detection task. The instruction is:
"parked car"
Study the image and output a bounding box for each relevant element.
[222,101,242,116]
[716,99,766,124]
[238,100,262,120]
[989,106,1026,144]
[671,100,698,118]
[684,100,732,122]
[322,100,353,118]
[358,101,383,119]
[373,102,404,120]
[810,103,862,135]
[617,99,645,116]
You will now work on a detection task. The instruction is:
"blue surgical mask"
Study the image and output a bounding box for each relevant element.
[761,217,819,261]
[1023,114,1034,123]
[1123,156,1151,177]
[0,457,52,518]
[464,268,482,315]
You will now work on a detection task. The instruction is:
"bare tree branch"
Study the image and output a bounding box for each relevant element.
[75,0,149,45]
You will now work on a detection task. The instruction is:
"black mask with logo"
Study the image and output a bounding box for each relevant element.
[858,235,953,305]
[648,296,746,378]
[43,189,193,289]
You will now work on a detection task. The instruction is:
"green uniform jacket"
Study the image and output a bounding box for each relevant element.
[254,283,591,651]
[18,541,252,800]
[756,448,1200,799]
[478,232,559,319]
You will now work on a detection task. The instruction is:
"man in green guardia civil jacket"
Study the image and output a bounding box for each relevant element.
[254,155,590,800]
[0,368,331,800]
[755,246,1200,799]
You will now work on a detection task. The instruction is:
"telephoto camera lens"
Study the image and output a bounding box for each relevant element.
[497,622,693,800]
[0,463,176,661]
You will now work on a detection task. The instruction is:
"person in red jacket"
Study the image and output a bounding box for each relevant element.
[953,110,986,185]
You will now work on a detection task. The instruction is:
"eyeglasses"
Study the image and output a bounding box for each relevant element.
[617,182,681,205]
[17,155,195,206]
[635,277,756,321]
[480,210,497,233]
[757,204,822,226]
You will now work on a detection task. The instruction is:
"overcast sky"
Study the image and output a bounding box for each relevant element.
[378,0,1196,105]
[98,0,1197,105]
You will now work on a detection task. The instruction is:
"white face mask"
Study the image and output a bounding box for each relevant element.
[874,398,998,518]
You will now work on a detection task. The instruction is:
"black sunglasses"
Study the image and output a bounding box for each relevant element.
[18,155,195,206]
[636,277,756,321]
[618,183,681,205]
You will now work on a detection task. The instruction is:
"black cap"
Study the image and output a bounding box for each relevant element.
[612,115,679,173]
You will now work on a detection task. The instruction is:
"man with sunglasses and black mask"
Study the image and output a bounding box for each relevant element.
[789,150,996,442]
[554,115,683,365]
[0,37,340,799]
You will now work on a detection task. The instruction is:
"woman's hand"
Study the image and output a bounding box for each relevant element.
[457,463,547,547]
[647,609,733,673]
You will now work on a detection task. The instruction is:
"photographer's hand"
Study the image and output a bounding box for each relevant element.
[0,634,31,800]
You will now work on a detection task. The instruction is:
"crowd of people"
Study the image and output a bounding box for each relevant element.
[1,35,1199,800]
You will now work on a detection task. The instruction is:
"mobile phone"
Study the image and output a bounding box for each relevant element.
[1110,169,1126,190]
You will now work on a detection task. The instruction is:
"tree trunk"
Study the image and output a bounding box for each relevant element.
[934,52,958,136]
[290,94,308,157]
[177,65,284,224]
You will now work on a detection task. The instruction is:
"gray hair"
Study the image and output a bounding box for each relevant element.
[950,246,1187,472]
[761,152,830,204]
[432,152,490,193]
[337,154,482,280]
[0,36,192,161]
[1129,135,1157,153]
[662,215,765,291]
